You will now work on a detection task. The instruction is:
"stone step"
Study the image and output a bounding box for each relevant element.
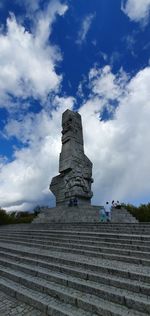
[0,235,150,263]
[1,235,150,259]
[1,229,150,241]
[0,234,150,252]
[0,224,150,315]
[0,254,150,297]
[0,265,149,315]
[1,232,150,246]
[1,223,143,228]
[2,224,150,231]
[0,243,150,284]
[0,240,150,267]
[2,224,150,233]
[0,277,95,316]
[0,229,150,241]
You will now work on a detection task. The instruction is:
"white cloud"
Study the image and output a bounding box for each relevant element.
[1,63,150,210]
[122,0,150,23]
[0,96,74,211]
[16,0,41,12]
[88,65,125,100]
[0,2,150,211]
[79,64,150,205]
[0,1,68,109]
[76,13,95,45]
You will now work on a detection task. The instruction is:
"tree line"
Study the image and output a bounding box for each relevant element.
[122,203,150,222]
[0,203,150,225]
[0,206,41,225]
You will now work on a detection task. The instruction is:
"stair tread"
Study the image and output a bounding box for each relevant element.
[0,256,150,291]
[0,224,150,315]
[1,235,150,252]
[0,275,148,316]
[0,277,95,316]
[0,242,150,276]
[1,229,150,237]
[0,238,150,257]
[0,264,150,306]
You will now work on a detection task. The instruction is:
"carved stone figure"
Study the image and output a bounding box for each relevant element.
[50,109,93,206]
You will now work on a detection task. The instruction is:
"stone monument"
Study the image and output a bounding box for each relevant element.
[50,109,93,206]
[33,109,102,223]
[33,109,138,223]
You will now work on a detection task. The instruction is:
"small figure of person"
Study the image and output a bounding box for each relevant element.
[111,200,116,208]
[105,201,111,222]
[99,208,107,222]
[68,198,73,207]
[73,197,78,207]
[116,200,121,209]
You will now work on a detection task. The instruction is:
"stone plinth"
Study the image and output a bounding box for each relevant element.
[33,205,101,223]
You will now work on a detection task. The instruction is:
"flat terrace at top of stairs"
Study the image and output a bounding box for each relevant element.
[32,206,138,223]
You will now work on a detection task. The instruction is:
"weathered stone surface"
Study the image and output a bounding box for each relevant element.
[50,109,93,206]
[0,224,150,316]
[33,206,101,223]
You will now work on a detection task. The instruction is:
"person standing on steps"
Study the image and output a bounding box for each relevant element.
[105,201,111,222]
[111,200,116,208]
[99,207,107,222]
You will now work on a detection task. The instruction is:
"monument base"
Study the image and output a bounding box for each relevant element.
[33,205,102,223]
[33,206,138,224]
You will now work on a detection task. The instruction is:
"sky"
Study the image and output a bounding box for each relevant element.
[0,0,150,211]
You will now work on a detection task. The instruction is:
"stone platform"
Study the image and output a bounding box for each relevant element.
[0,222,150,315]
[33,206,101,223]
[33,206,138,223]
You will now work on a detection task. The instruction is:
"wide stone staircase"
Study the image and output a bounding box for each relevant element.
[0,223,150,315]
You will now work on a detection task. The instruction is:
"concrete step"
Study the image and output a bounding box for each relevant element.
[1,235,150,262]
[0,255,150,296]
[0,236,150,264]
[0,276,148,316]
[0,224,150,234]
[0,265,149,315]
[0,224,150,315]
[1,242,150,283]
[2,223,150,233]
[0,234,150,252]
[0,240,150,267]
[0,277,95,316]
[1,229,150,241]
[0,247,150,285]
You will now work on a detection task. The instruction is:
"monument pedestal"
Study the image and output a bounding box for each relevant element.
[33,205,101,223]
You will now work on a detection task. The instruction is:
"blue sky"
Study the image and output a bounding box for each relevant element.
[0,0,150,211]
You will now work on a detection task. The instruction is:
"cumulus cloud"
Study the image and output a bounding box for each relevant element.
[122,0,150,23]
[76,13,95,45]
[0,1,68,109]
[79,64,150,205]
[1,1,150,211]
[16,0,41,12]
[0,96,74,211]
[1,62,150,210]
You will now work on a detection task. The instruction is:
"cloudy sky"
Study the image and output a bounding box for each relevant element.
[0,0,150,211]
